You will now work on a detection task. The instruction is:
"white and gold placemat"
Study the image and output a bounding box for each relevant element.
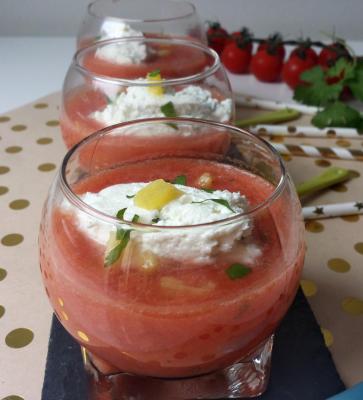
[0,94,362,399]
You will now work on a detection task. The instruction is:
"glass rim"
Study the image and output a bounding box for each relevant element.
[73,36,221,87]
[88,0,197,23]
[60,117,287,231]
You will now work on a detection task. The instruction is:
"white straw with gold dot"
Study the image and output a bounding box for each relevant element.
[251,125,361,139]
[235,94,318,115]
[272,143,363,161]
[303,201,363,220]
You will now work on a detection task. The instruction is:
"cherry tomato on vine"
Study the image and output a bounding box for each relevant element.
[206,22,229,55]
[282,43,318,89]
[251,48,283,82]
[257,33,285,60]
[282,55,317,89]
[290,47,318,63]
[229,27,253,52]
[221,41,252,74]
[318,42,350,68]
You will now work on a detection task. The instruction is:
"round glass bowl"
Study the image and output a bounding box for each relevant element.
[77,0,206,49]
[39,118,305,399]
[60,37,234,148]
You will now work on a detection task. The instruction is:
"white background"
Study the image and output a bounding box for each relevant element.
[1,0,363,39]
[1,0,363,112]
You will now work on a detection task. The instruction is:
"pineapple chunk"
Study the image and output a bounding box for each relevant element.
[147,70,164,96]
[198,172,213,189]
[134,179,183,210]
[160,276,215,295]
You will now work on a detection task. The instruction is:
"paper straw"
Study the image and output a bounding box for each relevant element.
[251,125,362,139]
[235,94,319,115]
[303,201,363,220]
[272,143,363,161]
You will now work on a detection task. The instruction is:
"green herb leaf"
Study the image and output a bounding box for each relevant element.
[132,214,140,223]
[202,188,215,193]
[161,101,177,118]
[148,69,161,78]
[210,199,235,212]
[192,198,235,212]
[347,60,363,101]
[116,208,127,220]
[126,194,135,199]
[104,229,131,267]
[225,263,252,280]
[294,65,344,106]
[172,175,187,185]
[326,58,355,80]
[152,217,160,223]
[311,101,363,130]
[104,242,123,267]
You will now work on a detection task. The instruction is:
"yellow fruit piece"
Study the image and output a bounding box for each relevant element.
[134,179,183,210]
[147,70,164,96]
[198,172,213,189]
[160,276,215,295]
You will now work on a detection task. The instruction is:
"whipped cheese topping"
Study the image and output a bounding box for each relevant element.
[96,21,147,64]
[92,85,232,125]
[67,182,257,264]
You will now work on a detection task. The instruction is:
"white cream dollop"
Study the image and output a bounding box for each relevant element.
[96,21,147,64]
[66,182,258,264]
[92,85,232,126]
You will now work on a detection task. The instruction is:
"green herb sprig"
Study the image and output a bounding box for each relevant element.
[104,209,139,267]
[192,198,235,212]
[293,58,363,131]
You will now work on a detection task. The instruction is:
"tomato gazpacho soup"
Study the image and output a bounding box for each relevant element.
[39,155,304,379]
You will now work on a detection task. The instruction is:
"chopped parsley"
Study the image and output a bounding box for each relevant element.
[225,263,252,280]
[160,101,177,117]
[116,208,127,220]
[152,217,160,223]
[148,69,161,78]
[160,101,178,129]
[172,175,187,185]
[132,214,140,223]
[126,194,135,199]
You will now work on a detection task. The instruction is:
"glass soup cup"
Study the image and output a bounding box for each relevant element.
[60,37,234,149]
[77,0,206,49]
[39,118,305,399]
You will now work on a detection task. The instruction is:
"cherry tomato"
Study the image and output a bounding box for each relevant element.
[290,47,318,63]
[221,41,252,74]
[282,54,317,89]
[251,50,283,82]
[207,22,229,55]
[229,27,253,53]
[257,33,285,60]
[282,44,318,89]
[318,42,350,68]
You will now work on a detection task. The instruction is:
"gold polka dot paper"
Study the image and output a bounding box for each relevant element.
[0,93,361,400]
[286,133,363,387]
[0,92,65,399]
